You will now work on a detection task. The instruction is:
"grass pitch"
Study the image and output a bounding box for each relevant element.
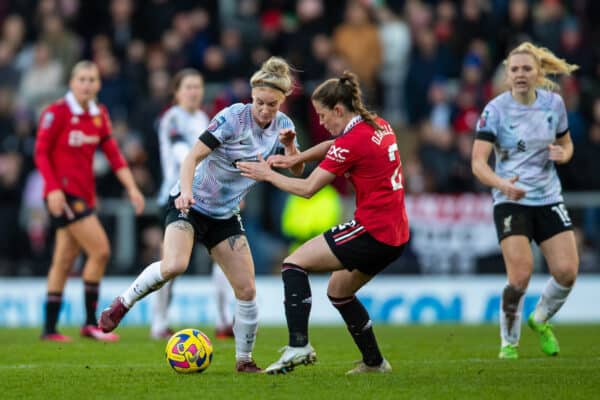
[1,324,599,399]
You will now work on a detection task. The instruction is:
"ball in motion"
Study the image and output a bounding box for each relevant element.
[165,328,213,373]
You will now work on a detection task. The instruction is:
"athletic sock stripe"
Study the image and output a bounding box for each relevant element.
[281,263,307,274]
[334,226,366,244]
[328,295,356,306]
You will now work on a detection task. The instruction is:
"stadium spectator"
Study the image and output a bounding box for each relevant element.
[35,60,144,342]
[472,42,579,359]
[99,57,304,373]
[238,71,409,375]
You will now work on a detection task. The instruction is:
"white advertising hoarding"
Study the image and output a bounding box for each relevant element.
[1,275,599,327]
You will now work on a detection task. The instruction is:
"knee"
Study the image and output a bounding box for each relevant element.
[234,283,256,302]
[553,266,578,287]
[89,245,110,265]
[161,257,188,278]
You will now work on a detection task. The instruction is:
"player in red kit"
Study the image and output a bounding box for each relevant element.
[35,61,145,342]
[238,71,409,375]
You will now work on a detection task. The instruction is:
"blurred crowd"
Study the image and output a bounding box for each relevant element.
[0,0,599,276]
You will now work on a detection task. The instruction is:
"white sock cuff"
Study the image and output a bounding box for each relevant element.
[549,277,572,292]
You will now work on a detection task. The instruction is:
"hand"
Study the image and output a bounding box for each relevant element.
[500,176,526,201]
[128,187,145,215]
[47,189,66,217]
[175,191,195,213]
[267,153,300,169]
[278,128,296,148]
[548,144,565,163]
[237,154,272,181]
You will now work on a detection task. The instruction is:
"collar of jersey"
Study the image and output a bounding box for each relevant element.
[65,91,101,116]
[342,115,363,135]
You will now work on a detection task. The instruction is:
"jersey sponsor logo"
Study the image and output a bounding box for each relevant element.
[327,145,350,162]
[68,130,100,147]
[207,115,226,133]
[41,112,54,129]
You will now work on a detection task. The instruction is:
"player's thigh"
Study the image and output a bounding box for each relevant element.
[67,214,110,260]
[285,234,343,273]
[539,230,579,286]
[500,235,534,288]
[327,269,373,298]
[211,234,255,299]
[50,227,81,269]
[162,221,195,274]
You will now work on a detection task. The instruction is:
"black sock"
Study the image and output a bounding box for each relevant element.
[329,295,383,367]
[282,263,311,347]
[44,292,62,334]
[84,281,99,326]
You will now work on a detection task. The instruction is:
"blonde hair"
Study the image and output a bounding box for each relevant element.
[71,60,98,79]
[504,42,579,90]
[250,56,293,96]
[312,71,380,130]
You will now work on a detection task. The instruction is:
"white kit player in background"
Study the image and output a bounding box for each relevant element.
[151,69,235,340]
[100,57,304,373]
[472,42,580,360]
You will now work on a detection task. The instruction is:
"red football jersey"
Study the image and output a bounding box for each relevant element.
[34,92,127,207]
[319,117,409,246]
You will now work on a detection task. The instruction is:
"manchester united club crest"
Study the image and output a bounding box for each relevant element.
[93,116,102,127]
[72,199,86,213]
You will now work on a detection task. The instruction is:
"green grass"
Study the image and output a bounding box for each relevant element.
[1,325,600,399]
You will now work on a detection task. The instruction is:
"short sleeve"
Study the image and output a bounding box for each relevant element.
[319,136,360,176]
[554,94,569,137]
[206,107,236,143]
[475,103,499,142]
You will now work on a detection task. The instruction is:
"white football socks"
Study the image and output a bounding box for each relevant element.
[233,299,258,361]
[500,293,525,346]
[533,277,572,324]
[212,263,234,329]
[122,261,166,308]
[151,278,174,335]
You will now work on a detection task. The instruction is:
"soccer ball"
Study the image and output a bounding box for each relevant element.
[165,328,213,373]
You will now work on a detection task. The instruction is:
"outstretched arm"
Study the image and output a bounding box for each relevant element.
[268,139,334,169]
[238,154,336,198]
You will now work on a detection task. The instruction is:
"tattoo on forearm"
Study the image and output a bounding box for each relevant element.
[227,234,248,251]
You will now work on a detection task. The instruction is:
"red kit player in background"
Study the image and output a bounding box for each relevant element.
[238,71,409,375]
[34,61,145,342]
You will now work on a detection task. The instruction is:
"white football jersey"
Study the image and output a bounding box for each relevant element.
[170,103,298,219]
[157,105,210,205]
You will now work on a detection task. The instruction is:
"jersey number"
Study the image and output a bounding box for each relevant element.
[388,144,403,191]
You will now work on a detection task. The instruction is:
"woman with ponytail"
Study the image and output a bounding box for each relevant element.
[238,71,409,375]
[472,42,579,359]
[99,57,304,373]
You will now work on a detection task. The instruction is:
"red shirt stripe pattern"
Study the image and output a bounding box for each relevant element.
[34,93,127,207]
[319,117,409,246]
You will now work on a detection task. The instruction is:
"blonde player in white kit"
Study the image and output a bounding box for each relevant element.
[150,69,235,340]
[472,42,579,359]
[100,57,304,372]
